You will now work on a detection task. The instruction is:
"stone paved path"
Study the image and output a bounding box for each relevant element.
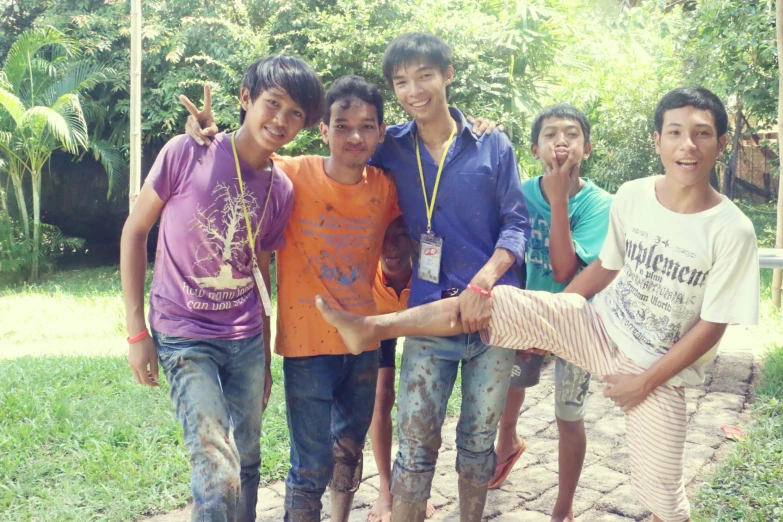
[144,325,763,522]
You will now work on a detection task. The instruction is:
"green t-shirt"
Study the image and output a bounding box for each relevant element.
[521,177,613,293]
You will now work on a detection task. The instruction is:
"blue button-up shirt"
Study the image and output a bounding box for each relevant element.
[372,108,530,307]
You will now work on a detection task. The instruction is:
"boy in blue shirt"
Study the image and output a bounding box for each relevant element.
[370,33,529,522]
[490,105,612,522]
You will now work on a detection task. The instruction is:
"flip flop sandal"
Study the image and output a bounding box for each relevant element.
[488,438,527,489]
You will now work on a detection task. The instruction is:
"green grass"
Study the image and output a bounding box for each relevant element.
[691,201,783,520]
[692,344,783,522]
[0,354,290,522]
[0,264,462,521]
[0,266,129,356]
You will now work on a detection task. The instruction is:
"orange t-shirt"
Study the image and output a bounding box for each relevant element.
[273,155,399,357]
[372,262,411,315]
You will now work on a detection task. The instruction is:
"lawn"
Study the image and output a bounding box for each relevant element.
[0,265,463,521]
[692,344,783,521]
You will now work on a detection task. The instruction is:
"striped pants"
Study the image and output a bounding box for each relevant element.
[482,287,690,522]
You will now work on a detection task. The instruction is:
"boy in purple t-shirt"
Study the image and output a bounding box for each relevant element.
[120,55,323,521]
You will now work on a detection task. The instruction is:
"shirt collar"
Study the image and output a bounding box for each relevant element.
[387,107,479,143]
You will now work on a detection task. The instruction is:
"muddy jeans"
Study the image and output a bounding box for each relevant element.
[391,334,514,502]
[153,330,266,522]
[283,350,378,521]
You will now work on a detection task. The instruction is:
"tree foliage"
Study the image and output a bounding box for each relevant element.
[682,0,778,126]
[0,26,105,280]
[0,0,778,262]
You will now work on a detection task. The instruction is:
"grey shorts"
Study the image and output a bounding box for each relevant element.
[510,352,591,422]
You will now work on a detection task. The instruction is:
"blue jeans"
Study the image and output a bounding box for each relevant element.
[282,350,378,522]
[392,334,514,502]
[154,330,265,522]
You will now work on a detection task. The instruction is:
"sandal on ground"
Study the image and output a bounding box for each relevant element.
[488,438,527,490]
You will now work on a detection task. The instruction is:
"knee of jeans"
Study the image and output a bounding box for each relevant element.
[330,437,364,493]
[192,418,241,495]
[399,409,443,461]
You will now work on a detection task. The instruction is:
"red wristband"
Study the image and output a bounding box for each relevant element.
[127,329,149,344]
[467,283,492,297]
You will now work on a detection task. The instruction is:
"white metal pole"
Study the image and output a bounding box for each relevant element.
[129,0,142,213]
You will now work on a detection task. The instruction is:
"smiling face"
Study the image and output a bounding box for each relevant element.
[654,106,728,187]
[390,60,453,124]
[320,96,386,170]
[239,86,307,154]
[531,116,592,167]
[380,217,413,278]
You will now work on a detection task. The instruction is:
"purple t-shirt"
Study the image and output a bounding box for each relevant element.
[147,133,294,340]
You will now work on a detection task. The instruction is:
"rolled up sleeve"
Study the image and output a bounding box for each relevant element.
[494,142,530,265]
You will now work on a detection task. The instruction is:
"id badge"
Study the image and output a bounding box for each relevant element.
[252,260,273,316]
[418,233,443,284]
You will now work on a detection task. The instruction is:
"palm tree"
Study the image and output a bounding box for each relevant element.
[0,26,121,280]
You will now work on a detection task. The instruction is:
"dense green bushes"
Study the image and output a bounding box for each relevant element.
[0,0,779,258]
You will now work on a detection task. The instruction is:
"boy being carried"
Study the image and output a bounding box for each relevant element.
[314,87,760,522]
[490,105,612,522]
[121,55,323,521]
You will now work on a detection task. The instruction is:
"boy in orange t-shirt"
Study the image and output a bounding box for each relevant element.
[273,76,399,522]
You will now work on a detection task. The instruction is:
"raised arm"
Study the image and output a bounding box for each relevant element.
[542,148,582,283]
[180,84,219,146]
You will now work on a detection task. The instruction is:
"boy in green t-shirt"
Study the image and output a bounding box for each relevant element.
[489,105,612,522]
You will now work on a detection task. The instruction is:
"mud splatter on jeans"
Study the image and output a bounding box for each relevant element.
[154,330,265,522]
[391,333,514,503]
[282,350,378,520]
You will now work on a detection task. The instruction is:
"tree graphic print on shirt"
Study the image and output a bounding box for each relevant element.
[188,181,257,292]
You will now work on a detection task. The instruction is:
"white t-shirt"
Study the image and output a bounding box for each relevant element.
[593,176,759,387]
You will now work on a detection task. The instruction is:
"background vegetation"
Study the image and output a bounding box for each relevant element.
[0,0,779,282]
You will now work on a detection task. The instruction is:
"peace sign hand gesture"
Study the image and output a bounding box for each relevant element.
[179,84,219,146]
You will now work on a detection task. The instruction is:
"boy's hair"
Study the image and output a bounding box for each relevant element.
[240,55,325,127]
[530,104,591,145]
[654,87,728,137]
[323,75,385,125]
[382,32,452,87]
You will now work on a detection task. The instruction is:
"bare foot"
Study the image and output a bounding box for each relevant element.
[367,496,392,522]
[315,295,372,355]
[425,501,436,519]
[550,513,575,522]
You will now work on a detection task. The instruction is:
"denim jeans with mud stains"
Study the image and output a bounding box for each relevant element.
[282,350,378,522]
[391,333,515,502]
[153,330,265,522]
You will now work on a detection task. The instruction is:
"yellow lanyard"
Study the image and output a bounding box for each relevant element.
[415,124,457,234]
[231,132,275,260]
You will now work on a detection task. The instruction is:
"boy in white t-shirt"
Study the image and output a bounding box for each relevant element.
[312,86,760,522]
